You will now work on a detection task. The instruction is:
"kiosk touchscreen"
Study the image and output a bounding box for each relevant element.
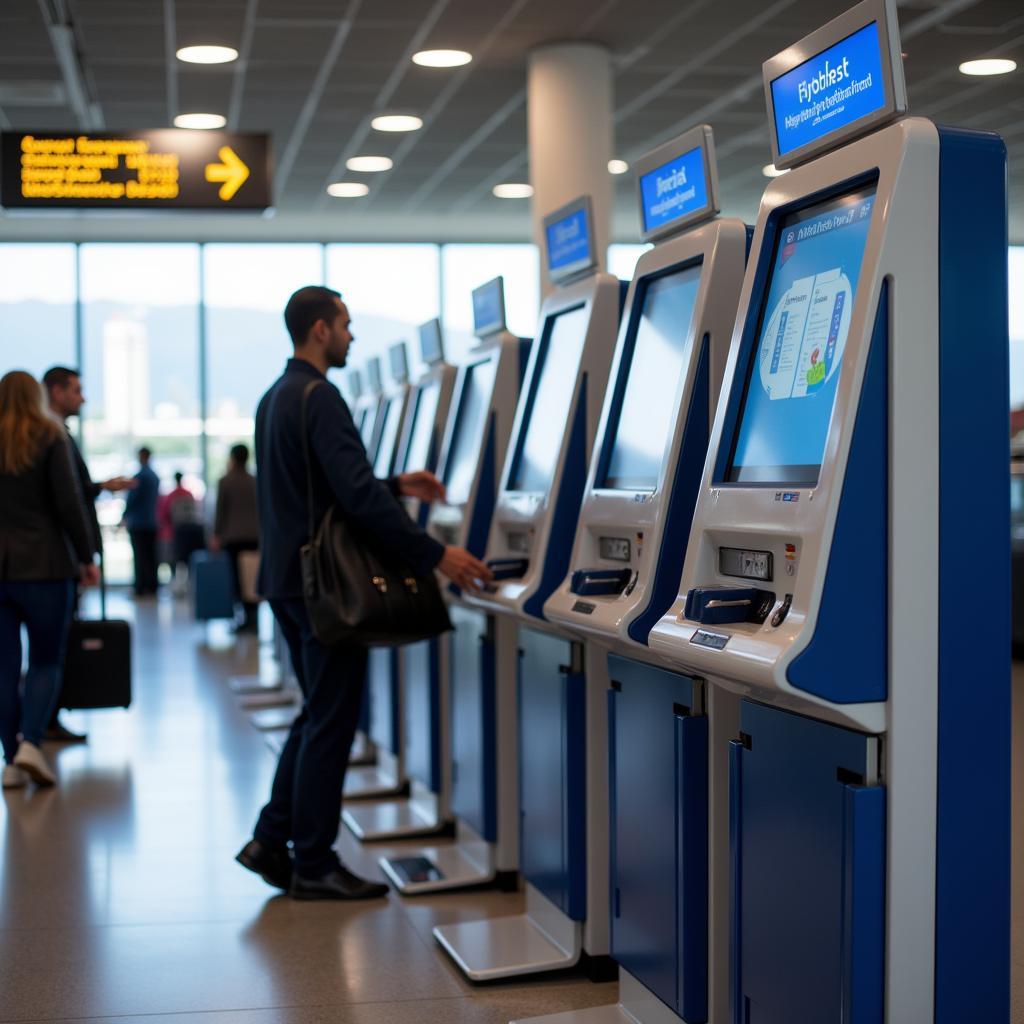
[343,340,416,802]
[532,126,747,1023]
[355,356,386,455]
[378,277,532,881]
[644,2,1009,1020]
[431,196,621,980]
[342,318,459,842]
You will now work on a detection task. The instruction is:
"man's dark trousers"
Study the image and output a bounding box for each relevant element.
[129,528,158,594]
[254,598,367,877]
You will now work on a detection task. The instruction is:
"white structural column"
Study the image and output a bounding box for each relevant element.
[527,43,613,298]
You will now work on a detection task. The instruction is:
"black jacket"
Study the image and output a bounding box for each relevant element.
[255,358,445,600]
[66,429,103,552]
[0,433,97,581]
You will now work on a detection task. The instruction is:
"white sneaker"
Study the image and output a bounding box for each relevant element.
[2,764,29,789]
[13,741,57,786]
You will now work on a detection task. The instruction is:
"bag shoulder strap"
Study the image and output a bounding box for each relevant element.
[300,379,324,543]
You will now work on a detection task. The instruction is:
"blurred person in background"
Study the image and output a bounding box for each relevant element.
[123,447,160,597]
[159,471,203,593]
[43,365,133,743]
[0,371,98,789]
[210,444,260,633]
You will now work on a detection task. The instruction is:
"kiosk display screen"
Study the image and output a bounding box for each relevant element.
[509,304,589,493]
[444,356,497,506]
[359,404,380,448]
[726,183,876,484]
[402,381,440,472]
[373,396,404,476]
[601,264,703,491]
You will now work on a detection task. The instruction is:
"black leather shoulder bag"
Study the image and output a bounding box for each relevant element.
[298,380,451,647]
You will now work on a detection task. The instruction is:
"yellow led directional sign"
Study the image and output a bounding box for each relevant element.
[1,130,270,210]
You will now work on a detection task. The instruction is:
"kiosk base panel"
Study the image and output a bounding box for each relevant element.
[341,782,452,841]
[342,749,408,801]
[379,832,496,895]
[510,970,685,1024]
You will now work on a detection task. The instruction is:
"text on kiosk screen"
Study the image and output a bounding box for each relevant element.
[443,357,497,507]
[727,184,876,485]
[510,304,589,492]
[602,264,702,491]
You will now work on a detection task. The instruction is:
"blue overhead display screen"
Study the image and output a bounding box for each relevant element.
[602,265,703,491]
[444,356,497,506]
[726,183,876,485]
[473,278,505,336]
[509,304,589,493]
[640,146,709,234]
[546,207,591,277]
[402,381,440,473]
[771,22,886,160]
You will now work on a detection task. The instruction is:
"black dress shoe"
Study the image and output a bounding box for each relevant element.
[235,838,292,890]
[290,865,389,901]
[44,718,87,744]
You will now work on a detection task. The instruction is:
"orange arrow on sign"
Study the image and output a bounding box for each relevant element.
[204,146,249,201]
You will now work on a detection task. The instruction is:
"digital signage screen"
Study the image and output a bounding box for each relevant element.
[770,22,887,162]
[726,183,877,485]
[639,146,710,236]
[443,356,498,507]
[472,277,506,337]
[601,264,703,491]
[508,304,589,493]
[545,202,595,283]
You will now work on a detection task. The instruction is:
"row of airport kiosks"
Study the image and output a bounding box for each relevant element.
[343,317,459,839]
[422,196,623,974]
[361,279,532,852]
[355,355,386,457]
[518,1,1009,1021]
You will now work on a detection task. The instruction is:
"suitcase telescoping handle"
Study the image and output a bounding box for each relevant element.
[98,549,107,621]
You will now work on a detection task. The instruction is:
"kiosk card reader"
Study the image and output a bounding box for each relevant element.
[343,341,416,801]
[379,277,532,881]
[431,196,621,980]
[342,318,458,840]
[645,2,1009,1020]
[534,125,748,1024]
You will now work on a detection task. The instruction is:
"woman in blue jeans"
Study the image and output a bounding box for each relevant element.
[0,371,97,788]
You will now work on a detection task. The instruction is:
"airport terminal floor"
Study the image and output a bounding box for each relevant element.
[0,592,618,1024]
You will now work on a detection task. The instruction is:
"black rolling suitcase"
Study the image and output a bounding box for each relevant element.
[59,567,132,710]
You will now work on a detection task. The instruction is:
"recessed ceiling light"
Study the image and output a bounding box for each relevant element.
[413,49,472,68]
[176,45,238,64]
[608,159,629,175]
[762,163,789,178]
[346,156,393,172]
[371,114,423,133]
[327,182,370,198]
[492,183,533,199]
[959,58,1017,76]
[174,113,226,130]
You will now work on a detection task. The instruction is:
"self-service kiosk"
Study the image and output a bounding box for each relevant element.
[356,355,386,457]
[535,126,748,1024]
[429,196,622,979]
[344,341,416,801]
[641,2,1009,1021]
[372,278,531,858]
[342,318,459,840]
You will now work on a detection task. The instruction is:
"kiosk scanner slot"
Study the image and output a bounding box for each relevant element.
[532,124,748,1024]
[645,1,1009,1020]
[342,319,459,842]
[377,277,532,878]
[427,197,621,969]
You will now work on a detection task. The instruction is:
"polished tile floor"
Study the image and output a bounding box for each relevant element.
[0,594,616,1024]
[3,594,1021,1022]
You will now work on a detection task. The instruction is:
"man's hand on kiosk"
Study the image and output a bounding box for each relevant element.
[396,470,447,504]
[438,546,493,593]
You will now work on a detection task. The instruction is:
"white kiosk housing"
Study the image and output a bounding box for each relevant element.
[431,196,622,979]
[538,125,748,1024]
[343,318,458,840]
[378,277,532,876]
[645,2,1009,1021]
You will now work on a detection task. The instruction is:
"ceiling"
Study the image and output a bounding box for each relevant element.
[0,0,1022,241]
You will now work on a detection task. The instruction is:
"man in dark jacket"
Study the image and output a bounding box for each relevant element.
[43,366,134,743]
[124,447,160,596]
[236,285,490,901]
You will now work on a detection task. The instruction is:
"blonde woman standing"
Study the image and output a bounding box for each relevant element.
[0,371,97,788]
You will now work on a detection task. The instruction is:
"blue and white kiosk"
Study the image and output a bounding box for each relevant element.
[343,318,459,839]
[538,125,748,1022]
[641,1,1009,1021]
[428,196,622,976]
[356,355,386,457]
[373,278,531,861]
[345,340,416,801]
